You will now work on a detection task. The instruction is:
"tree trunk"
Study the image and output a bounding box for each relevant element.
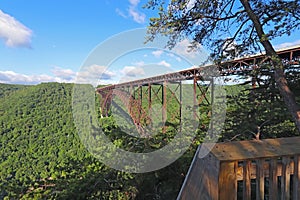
[240,0,300,132]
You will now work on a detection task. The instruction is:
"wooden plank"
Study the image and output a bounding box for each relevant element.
[269,158,278,200]
[256,159,265,200]
[236,160,295,181]
[219,161,237,200]
[293,155,300,200]
[204,137,300,161]
[281,157,291,200]
[177,145,219,200]
[243,160,251,200]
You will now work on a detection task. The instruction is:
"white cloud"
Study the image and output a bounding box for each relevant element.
[274,40,300,50]
[121,66,145,77]
[173,39,199,59]
[51,67,76,80]
[152,50,164,58]
[128,6,145,24]
[115,8,127,19]
[171,39,209,65]
[167,53,182,62]
[158,60,171,68]
[129,0,140,7]
[75,64,115,85]
[131,60,171,68]
[0,65,115,85]
[0,10,32,48]
[0,71,62,84]
[116,0,146,24]
[133,61,145,67]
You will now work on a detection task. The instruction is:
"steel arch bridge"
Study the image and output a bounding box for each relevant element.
[97,45,300,135]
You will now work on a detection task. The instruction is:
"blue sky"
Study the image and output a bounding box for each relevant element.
[0,0,299,85]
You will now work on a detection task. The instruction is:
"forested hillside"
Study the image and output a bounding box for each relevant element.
[0,83,139,199]
[0,78,299,199]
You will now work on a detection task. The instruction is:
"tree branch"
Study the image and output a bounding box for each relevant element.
[189,9,245,21]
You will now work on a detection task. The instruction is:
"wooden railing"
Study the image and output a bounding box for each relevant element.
[177,137,300,200]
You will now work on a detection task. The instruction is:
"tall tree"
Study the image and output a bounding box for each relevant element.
[145,0,300,131]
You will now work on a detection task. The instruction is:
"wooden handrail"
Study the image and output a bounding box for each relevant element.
[178,137,300,200]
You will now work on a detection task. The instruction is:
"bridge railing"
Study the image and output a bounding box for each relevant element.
[177,136,300,200]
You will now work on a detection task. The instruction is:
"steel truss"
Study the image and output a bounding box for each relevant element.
[97,45,300,134]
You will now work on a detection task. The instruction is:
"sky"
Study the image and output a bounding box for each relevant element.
[0,0,299,85]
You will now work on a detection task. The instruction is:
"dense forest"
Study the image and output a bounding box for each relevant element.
[0,67,299,199]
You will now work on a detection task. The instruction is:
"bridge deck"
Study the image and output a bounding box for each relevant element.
[97,45,300,92]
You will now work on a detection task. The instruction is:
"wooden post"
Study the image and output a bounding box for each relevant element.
[256,159,265,200]
[243,160,251,200]
[282,157,291,200]
[293,155,300,200]
[219,161,237,200]
[269,158,278,200]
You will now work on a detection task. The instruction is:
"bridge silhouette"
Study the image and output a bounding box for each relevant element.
[97,45,300,135]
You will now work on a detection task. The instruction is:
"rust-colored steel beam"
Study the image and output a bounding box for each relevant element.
[179,81,182,132]
[96,67,208,94]
[219,45,300,76]
[112,88,151,136]
[193,77,198,120]
[99,90,114,117]
[162,81,167,133]
[148,83,151,117]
